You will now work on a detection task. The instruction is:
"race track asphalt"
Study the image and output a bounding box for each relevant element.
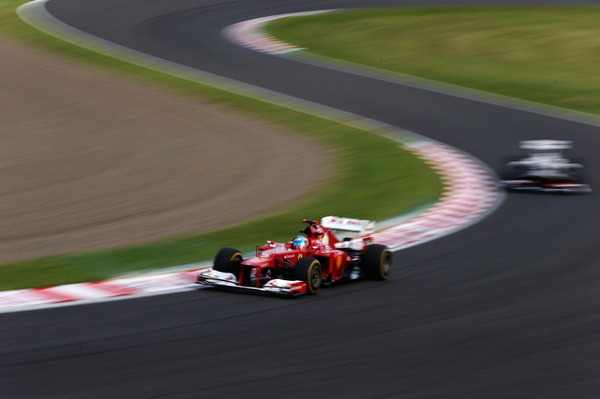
[2,0,600,398]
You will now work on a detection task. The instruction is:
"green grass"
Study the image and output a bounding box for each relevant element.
[0,1,441,290]
[268,6,600,115]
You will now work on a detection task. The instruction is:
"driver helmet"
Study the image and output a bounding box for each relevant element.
[292,235,309,250]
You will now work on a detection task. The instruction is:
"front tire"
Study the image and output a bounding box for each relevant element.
[362,244,392,280]
[292,257,322,295]
[213,248,243,273]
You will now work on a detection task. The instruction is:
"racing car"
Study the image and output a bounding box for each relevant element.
[197,216,392,296]
[499,140,591,193]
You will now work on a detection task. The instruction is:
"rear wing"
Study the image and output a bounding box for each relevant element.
[520,140,572,150]
[321,216,374,234]
[321,216,375,246]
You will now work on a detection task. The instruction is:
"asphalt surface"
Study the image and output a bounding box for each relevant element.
[2,0,600,398]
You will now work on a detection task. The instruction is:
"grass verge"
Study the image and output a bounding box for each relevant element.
[0,1,441,290]
[268,6,600,116]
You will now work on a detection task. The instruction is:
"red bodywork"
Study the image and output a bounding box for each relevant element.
[238,220,369,287]
[198,218,379,295]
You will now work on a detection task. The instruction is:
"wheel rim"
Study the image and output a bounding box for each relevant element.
[310,264,322,289]
[381,252,391,277]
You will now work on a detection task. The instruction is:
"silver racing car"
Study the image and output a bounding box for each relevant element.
[499,140,591,194]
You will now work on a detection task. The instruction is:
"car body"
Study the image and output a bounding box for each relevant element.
[197,216,392,296]
[499,140,591,193]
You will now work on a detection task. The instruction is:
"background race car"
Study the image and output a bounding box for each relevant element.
[499,140,591,193]
[197,216,392,296]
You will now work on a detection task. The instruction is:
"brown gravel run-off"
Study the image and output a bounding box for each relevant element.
[0,38,327,263]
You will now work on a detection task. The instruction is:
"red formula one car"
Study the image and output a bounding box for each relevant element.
[197,216,392,296]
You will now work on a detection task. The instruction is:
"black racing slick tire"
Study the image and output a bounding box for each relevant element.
[362,244,392,280]
[213,248,243,273]
[292,257,322,295]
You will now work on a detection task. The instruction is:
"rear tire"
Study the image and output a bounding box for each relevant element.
[292,257,322,295]
[213,248,243,273]
[362,245,392,280]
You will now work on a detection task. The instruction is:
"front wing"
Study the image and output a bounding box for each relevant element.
[197,269,308,296]
[500,179,591,193]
